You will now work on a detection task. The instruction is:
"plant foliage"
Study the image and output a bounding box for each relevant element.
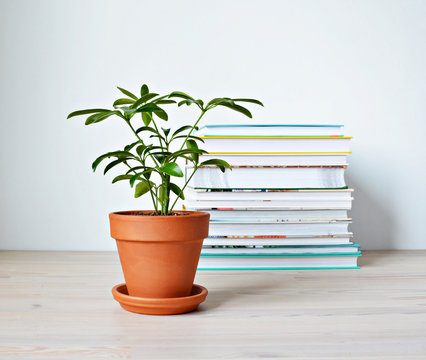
[68,84,263,215]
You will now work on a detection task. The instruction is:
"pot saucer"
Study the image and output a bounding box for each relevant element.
[112,283,208,315]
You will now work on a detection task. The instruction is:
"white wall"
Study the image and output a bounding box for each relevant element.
[1,0,425,250]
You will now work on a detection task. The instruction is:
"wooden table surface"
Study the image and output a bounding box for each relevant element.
[1,250,426,359]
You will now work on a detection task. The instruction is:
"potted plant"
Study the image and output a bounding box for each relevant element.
[68,84,262,314]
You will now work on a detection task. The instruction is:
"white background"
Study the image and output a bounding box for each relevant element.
[1,0,425,250]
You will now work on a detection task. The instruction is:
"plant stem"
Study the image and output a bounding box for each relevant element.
[125,118,168,214]
[169,166,197,212]
[124,161,158,214]
[170,110,207,213]
[125,119,160,168]
[178,110,206,152]
[161,175,171,215]
[151,119,166,152]
[154,186,159,212]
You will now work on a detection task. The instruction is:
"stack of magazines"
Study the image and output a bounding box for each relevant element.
[185,124,361,270]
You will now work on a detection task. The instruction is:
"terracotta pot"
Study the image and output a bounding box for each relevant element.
[109,210,209,299]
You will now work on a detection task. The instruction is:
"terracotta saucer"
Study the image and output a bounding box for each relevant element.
[112,283,208,315]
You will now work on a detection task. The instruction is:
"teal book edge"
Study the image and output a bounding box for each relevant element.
[198,266,360,270]
[200,252,362,258]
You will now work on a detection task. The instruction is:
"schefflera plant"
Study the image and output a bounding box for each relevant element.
[68,84,263,215]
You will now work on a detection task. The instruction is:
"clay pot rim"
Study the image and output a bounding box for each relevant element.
[109,210,209,242]
[110,210,208,221]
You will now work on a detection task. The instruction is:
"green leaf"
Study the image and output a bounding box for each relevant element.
[124,141,140,152]
[84,112,107,125]
[112,174,132,184]
[85,111,121,125]
[117,87,138,100]
[142,112,152,126]
[144,145,162,152]
[168,91,195,101]
[206,97,234,108]
[143,146,165,161]
[200,158,232,173]
[135,126,159,135]
[125,166,145,175]
[155,99,176,105]
[120,107,136,115]
[195,99,204,108]
[136,103,168,120]
[149,94,168,102]
[136,144,146,157]
[131,93,159,108]
[186,139,199,163]
[172,125,196,137]
[149,134,166,142]
[162,128,170,137]
[143,169,152,180]
[170,183,185,200]
[165,148,205,163]
[178,99,195,107]
[136,103,161,113]
[153,153,166,163]
[218,103,252,118]
[140,144,157,159]
[172,134,205,143]
[134,179,154,198]
[233,98,264,106]
[104,158,131,174]
[159,162,184,177]
[154,108,168,121]
[92,150,136,172]
[181,155,193,162]
[113,98,135,107]
[151,151,172,157]
[67,109,110,119]
[140,84,149,97]
[130,169,154,187]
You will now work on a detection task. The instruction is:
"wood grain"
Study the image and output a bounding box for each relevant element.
[0,250,425,359]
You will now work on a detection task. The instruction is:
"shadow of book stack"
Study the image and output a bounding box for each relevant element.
[184,124,361,270]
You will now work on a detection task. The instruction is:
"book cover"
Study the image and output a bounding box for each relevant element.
[197,153,350,166]
[198,137,352,153]
[188,166,347,190]
[197,124,344,137]
[197,253,361,270]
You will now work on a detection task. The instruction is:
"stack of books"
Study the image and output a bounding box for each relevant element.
[184,124,361,270]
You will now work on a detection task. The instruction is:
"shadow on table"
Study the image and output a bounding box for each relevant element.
[196,278,286,312]
[357,251,378,267]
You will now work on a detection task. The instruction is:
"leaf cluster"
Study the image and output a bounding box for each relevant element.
[68,84,263,215]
